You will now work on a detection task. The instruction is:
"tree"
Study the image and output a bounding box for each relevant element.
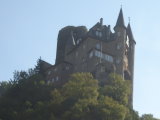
[0,81,12,96]
[0,69,52,120]
[62,72,99,100]
[125,108,140,120]
[1,69,158,120]
[140,114,158,120]
[50,73,130,120]
[50,73,99,120]
[100,73,131,106]
[96,95,127,120]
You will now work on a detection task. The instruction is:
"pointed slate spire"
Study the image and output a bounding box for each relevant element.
[115,8,126,29]
[127,23,136,43]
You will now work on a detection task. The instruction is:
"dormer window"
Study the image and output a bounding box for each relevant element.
[96,31,99,36]
[95,31,102,38]
[99,32,102,37]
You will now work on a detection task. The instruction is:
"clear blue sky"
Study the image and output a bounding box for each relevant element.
[0,0,160,118]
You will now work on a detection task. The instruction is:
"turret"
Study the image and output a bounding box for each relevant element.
[114,8,127,76]
[114,8,126,31]
[127,23,136,108]
[114,8,126,40]
[127,23,136,80]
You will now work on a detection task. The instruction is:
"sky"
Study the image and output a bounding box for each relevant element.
[0,0,160,118]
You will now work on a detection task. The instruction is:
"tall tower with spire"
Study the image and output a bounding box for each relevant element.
[43,8,136,107]
[113,8,136,106]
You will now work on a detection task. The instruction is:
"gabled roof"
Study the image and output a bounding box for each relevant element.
[40,60,53,70]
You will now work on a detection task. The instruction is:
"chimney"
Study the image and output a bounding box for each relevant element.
[100,18,103,26]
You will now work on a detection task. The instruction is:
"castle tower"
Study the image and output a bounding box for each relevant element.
[127,22,136,106]
[114,8,127,77]
[127,23,136,81]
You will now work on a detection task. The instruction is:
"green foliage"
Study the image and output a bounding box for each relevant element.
[0,81,12,96]
[100,73,131,106]
[35,58,46,76]
[96,96,127,120]
[0,67,157,120]
[47,73,98,120]
[63,73,98,100]
[124,108,140,120]
[140,114,159,120]
[0,65,52,120]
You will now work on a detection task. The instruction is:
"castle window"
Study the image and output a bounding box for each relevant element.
[48,71,51,75]
[99,32,102,37]
[95,31,102,38]
[117,43,122,50]
[96,43,101,49]
[116,58,121,64]
[95,50,101,57]
[89,49,113,63]
[104,54,113,63]
[89,51,93,58]
[52,78,55,82]
[95,50,113,63]
[56,76,59,81]
[96,31,99,36]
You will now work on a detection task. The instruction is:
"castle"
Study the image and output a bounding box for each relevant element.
[41,8,136,107]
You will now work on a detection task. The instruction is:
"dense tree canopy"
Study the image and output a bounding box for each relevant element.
[0,61,158,120]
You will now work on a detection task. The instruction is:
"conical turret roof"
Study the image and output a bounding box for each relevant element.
[127,23,135,42]
[115,8,126,28]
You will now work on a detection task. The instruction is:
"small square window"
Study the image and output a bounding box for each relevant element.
[56,76,59,81]
[48,71,51,75]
